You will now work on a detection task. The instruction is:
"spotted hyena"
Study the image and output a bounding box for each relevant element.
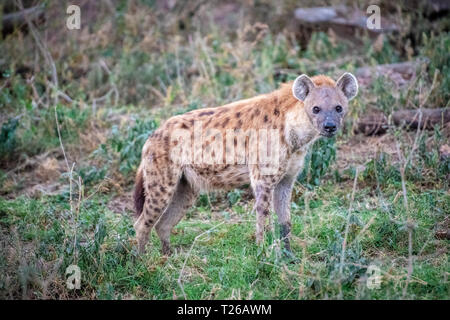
[133,73,358,255]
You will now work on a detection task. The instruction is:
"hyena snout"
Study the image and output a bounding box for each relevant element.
[323,121,337,134]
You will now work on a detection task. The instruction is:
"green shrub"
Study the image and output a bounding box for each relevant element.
[94,118,158,175]
[298,137,336,188]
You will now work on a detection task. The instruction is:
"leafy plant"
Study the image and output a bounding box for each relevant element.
[95,118,158,175]
[298,137,336,188]
[77,165,107,186]
[227,189,243,207]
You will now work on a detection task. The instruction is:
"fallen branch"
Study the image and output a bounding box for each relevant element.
[1,4,45,33]
[356,59,428,88]
[294,5,399,33]
[435,230,450,240]
[355,108,450,135]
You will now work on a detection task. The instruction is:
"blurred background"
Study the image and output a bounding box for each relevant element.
[0,0,449,300]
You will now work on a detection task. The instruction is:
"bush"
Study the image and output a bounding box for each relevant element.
[298,137,336,188]
[94,118,158,175]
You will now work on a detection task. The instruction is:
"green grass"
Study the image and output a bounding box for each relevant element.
[0,178,447,299]
[1,140,449,300]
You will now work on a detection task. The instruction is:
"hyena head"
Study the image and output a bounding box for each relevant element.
[292,73,358,137]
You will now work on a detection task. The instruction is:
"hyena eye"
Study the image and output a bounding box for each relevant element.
[335,105,343,113]
[312,106,321,114]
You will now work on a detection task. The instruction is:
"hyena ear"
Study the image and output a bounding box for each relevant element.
[292,74,315,101]
[336,72,358,100]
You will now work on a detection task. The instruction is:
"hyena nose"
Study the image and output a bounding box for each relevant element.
[324,122,337,133]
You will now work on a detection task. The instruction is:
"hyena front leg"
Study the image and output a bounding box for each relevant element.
[252,184,275,244]
[134,163,182,254]
[273,175,296,253]
[155,175,198,255]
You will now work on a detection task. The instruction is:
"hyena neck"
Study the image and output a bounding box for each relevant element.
[284,104,318,153]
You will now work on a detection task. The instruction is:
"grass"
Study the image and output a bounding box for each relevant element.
[0,0,449,299]
[0,177,447,299]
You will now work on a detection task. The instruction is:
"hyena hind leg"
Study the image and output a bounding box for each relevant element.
[155,175,198,255]
[134,166,181,254]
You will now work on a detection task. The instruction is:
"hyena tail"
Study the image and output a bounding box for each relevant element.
[134,168,145,218]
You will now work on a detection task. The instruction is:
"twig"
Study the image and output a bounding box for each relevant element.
[351,216,376,244]
[0,79,10,93]
[54,105,70,171]
[98,59,119,107]
[338,167,359,298]
[395,131,420,298]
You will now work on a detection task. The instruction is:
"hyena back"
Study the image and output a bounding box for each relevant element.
[134,73,358,254]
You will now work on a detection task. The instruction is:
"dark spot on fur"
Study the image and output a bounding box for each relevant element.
[222,118,230,128]
[264,115,268,122]
[181,123,188,129]
[235,112,241,118]
[199,111,214,116]
[256,204,269,216]
[274,108,280,116]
